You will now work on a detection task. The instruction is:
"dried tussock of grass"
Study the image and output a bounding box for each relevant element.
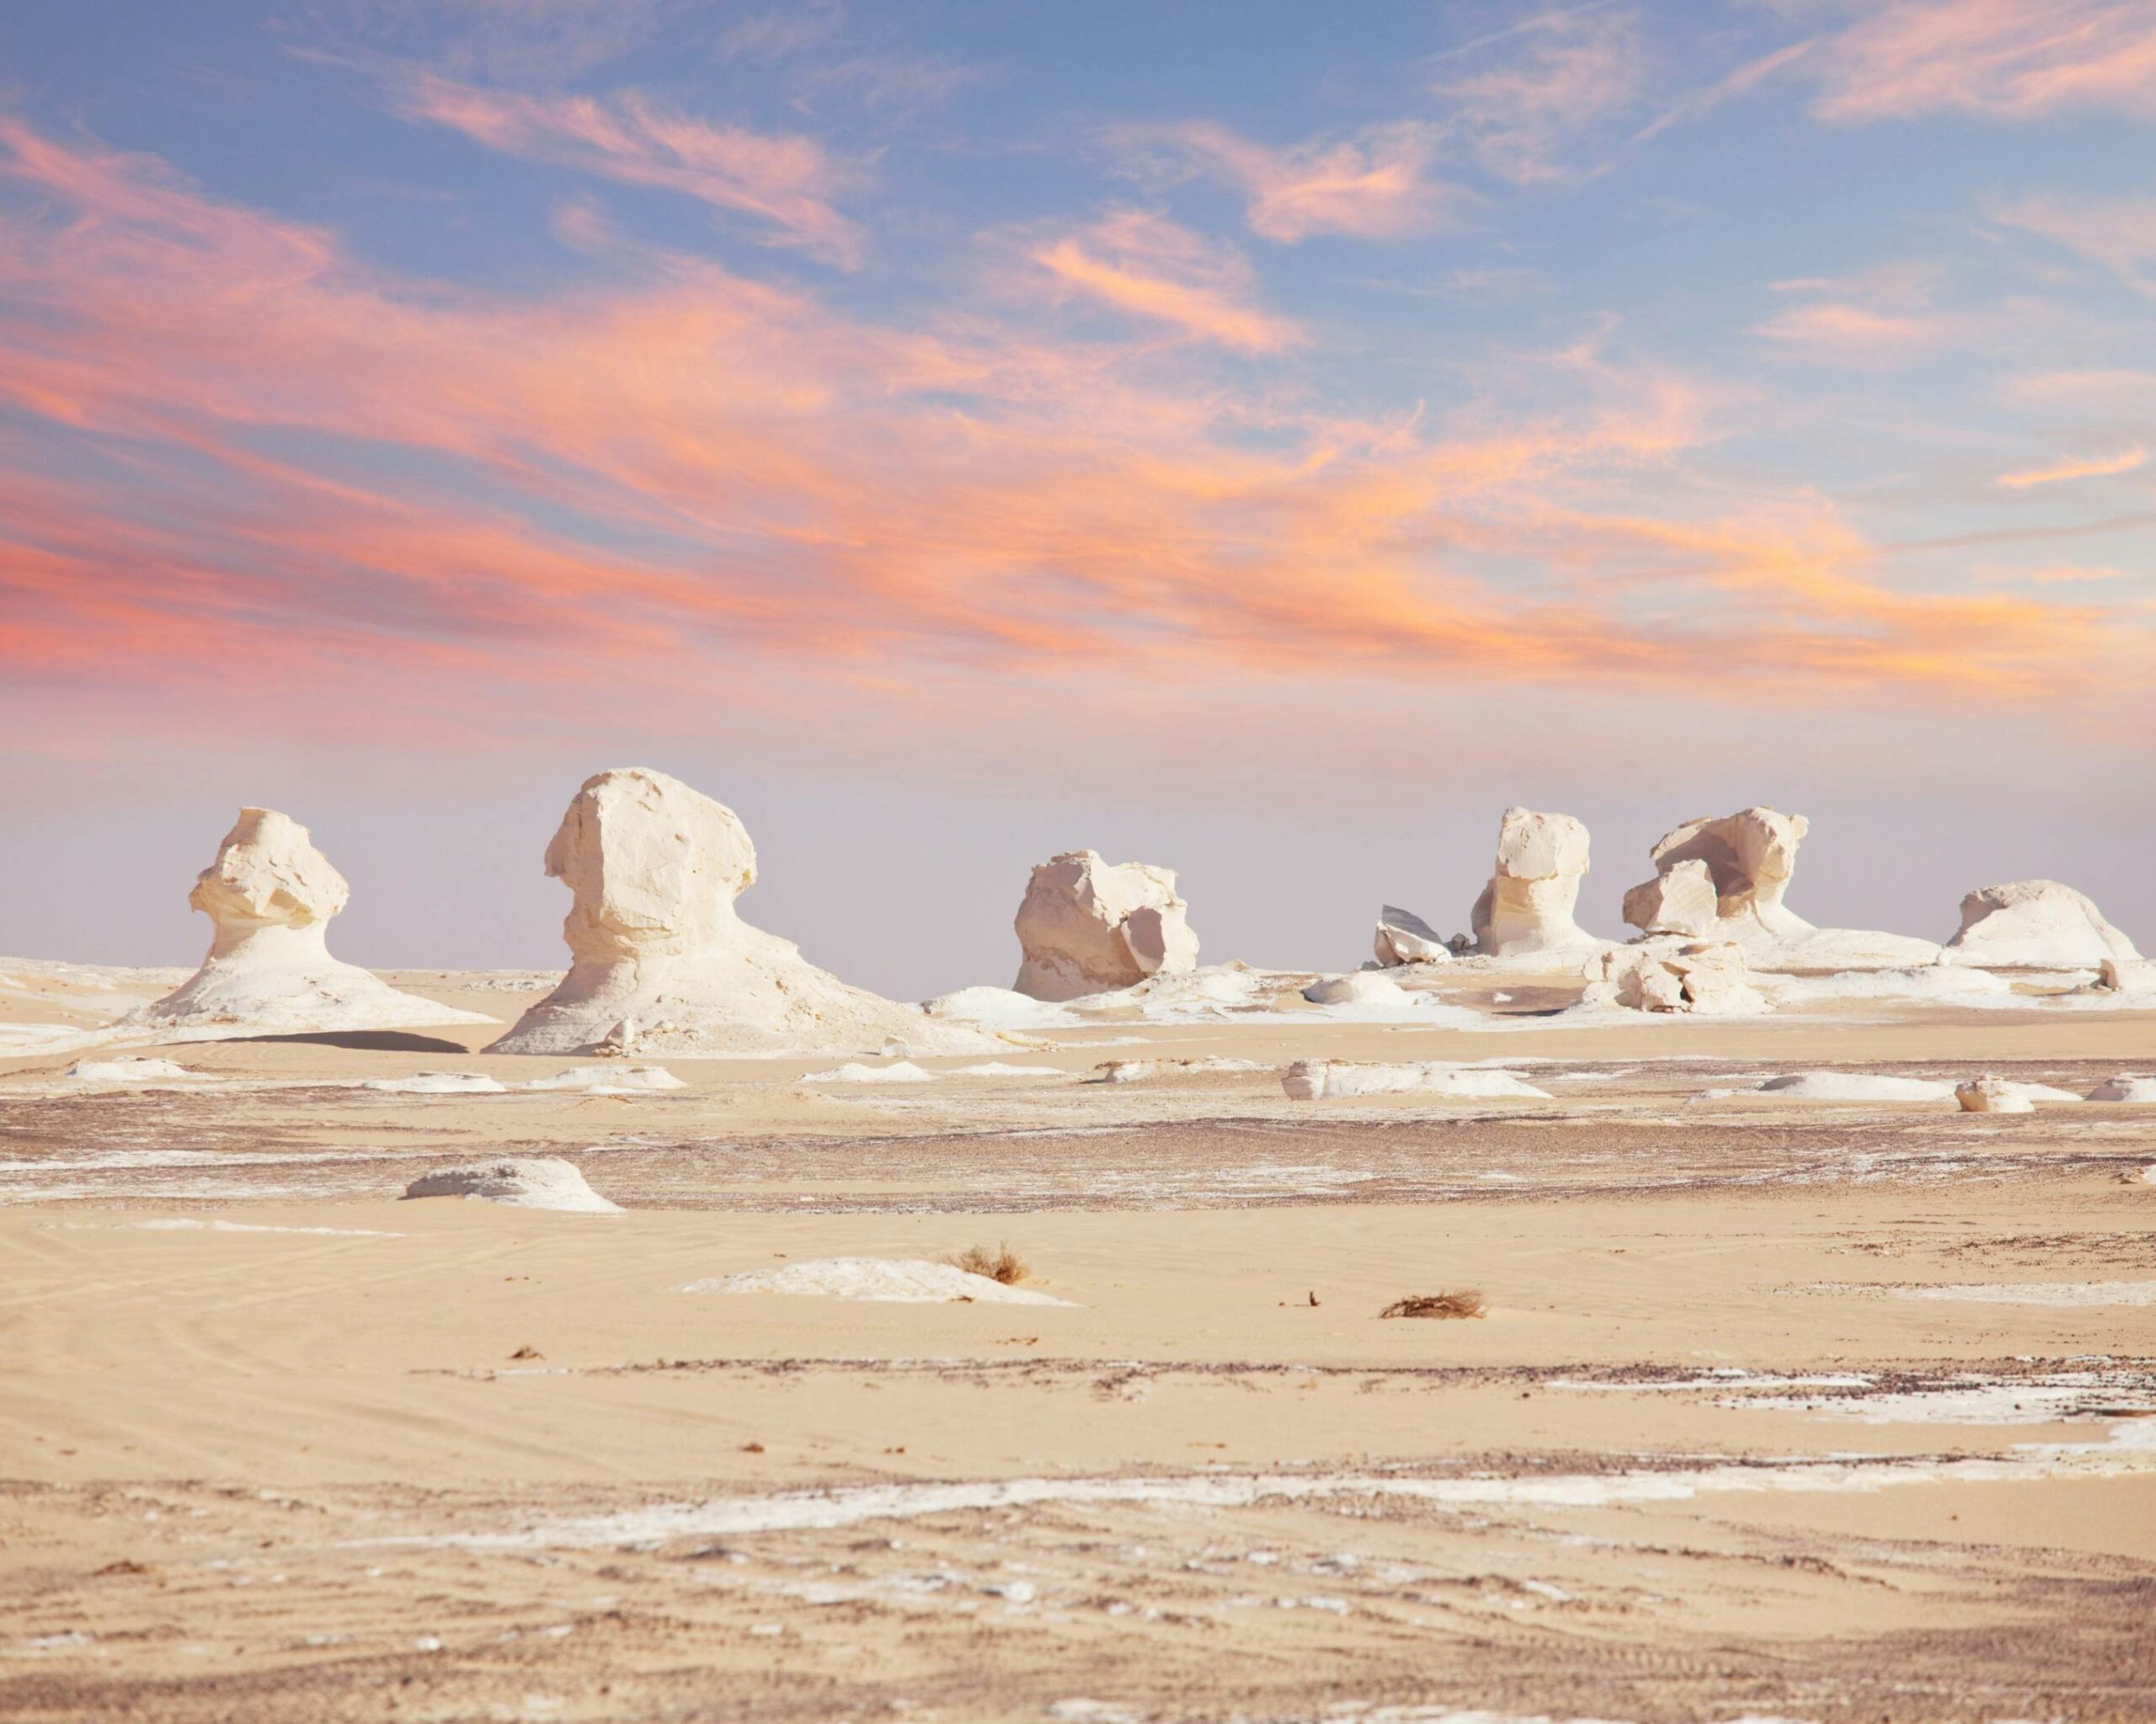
[949,1242,1029,1285]
[1378,1289,1486,1321]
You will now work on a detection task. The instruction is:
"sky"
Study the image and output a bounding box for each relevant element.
[2,0,2153,998]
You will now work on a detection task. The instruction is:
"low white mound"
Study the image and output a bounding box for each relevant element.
[1283,1060,1550,1102]
[0,1022,94,1053]
[401,1156,619,1212]
[363,1070,510,1095]
[686,1258,1075,1305]
[128,808,496,1041]
[523,1064,686,1092]
[2087,1075,2156,1103]
[67,1056,200,1083]
[1945,879,2142,970]
[921,986,1075,1029]
[1747,927,1945,973]
[1091,1057,1268,1083]
[1068,963,1267,1021]
[1303,971,1406,1006]
[1372,905,1450,967]
[1012,850,1199,1001]
[801,1060,936,1084]
[949,1061,1067,1077]
[1763,966,2015,1006]
[494,768,1002,1059]
[1584,940,1768,1016]
[1756,1072,1956,1102]
[2095,958,2156,997]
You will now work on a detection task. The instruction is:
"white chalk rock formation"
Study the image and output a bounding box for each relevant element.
[1373,905,1450,966]
[402,1157,619,1212]
[1282,1060,1550,1101]
[1303,971,1409,1007]
[493,770,1000,1057]
[1620,858,1718,938]
[130,809,494,1039]
[67,1056,200,1083]
[686,1258,1075,1305]
[2088,1075,2156,1104]
[1582,939,1769,1016]
[1471,808,1598,957]
[1944,880,2143,970]
[1011,851,1199,1001]
[1623,807,1940,970]
[1956,1075,2032,1114]
[363,1071,509,1095]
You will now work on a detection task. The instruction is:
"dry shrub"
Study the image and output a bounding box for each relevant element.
[1378,1289,1486,1321]
[950,1242,1029,1285]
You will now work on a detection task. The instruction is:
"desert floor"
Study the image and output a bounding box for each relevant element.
[2,967,2153,1721]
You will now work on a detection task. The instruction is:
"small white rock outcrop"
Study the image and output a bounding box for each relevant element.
[493,769,1000,1057]
[1011,851,1199,1001]
[1956,1075,2032,1114]
[1373,905,1450,966]
[686,1258,1074,1305]
[1622,807,1940,970]
[1282,1060,1550,1101]
[1944,880,2143,970]
[2095,958,2156,997]
[1470,808,1598,957]
[2087,1075,2156,1104]
[402,1157,619,1212]
[1582,939,1769,1016]
[130,809,494,1039]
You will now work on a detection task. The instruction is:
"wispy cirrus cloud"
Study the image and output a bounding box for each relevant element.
[1107,120,1457,243]
[1025,211,1307,350]
[1433,7,1650,184]
[388,72,869,265]
[0,113,2135,753]
[1993,190,2156,296]
[1809,0,2156,123]
[1751,265,1968,365]
[1996,445,2148,489]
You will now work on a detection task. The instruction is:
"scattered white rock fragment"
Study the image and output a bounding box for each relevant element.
[686,1258,1075,1305]
[362,1071,510,1095]
[1090,1057,1267,1083]
[1471,808,1599,957]
[402,1157,619,1212]
[67,1056,200,1083]
[1283,1060,1550,1101]
[494,769,1000,1058]
[2095,958,2156,996]
[1012,851,1199,1001]
[1945,879,2143,970]
[1582,940,1768,1016]
[1372,905,1450,967]
[129,809,494,1039]
[1755,1072,1956,1102]
[2087,1075,2156,1103]
[800,1061,936,1084]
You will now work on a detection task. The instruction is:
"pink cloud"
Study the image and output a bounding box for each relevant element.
[1111,120,1456,243]
[1812,0,2156,123]
[1995,446,2148,489]
[0,114,2137,755]
[390,73,869,265]
[1993,191,2156,296]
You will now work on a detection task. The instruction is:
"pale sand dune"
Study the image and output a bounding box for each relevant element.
[0,964,2153,1720]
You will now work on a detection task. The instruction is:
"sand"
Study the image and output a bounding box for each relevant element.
[0,959,2153,1721]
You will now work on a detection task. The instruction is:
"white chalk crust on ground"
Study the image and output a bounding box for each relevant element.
[686,1258,1075,1305]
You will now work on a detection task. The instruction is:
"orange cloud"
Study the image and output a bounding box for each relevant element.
[1027,211,1306,351]
[391,72,868,264]
[0,113,2137,754]
[1812,0,2156,123]
[1111,120,1454,243]
[1996,446,2148,489]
